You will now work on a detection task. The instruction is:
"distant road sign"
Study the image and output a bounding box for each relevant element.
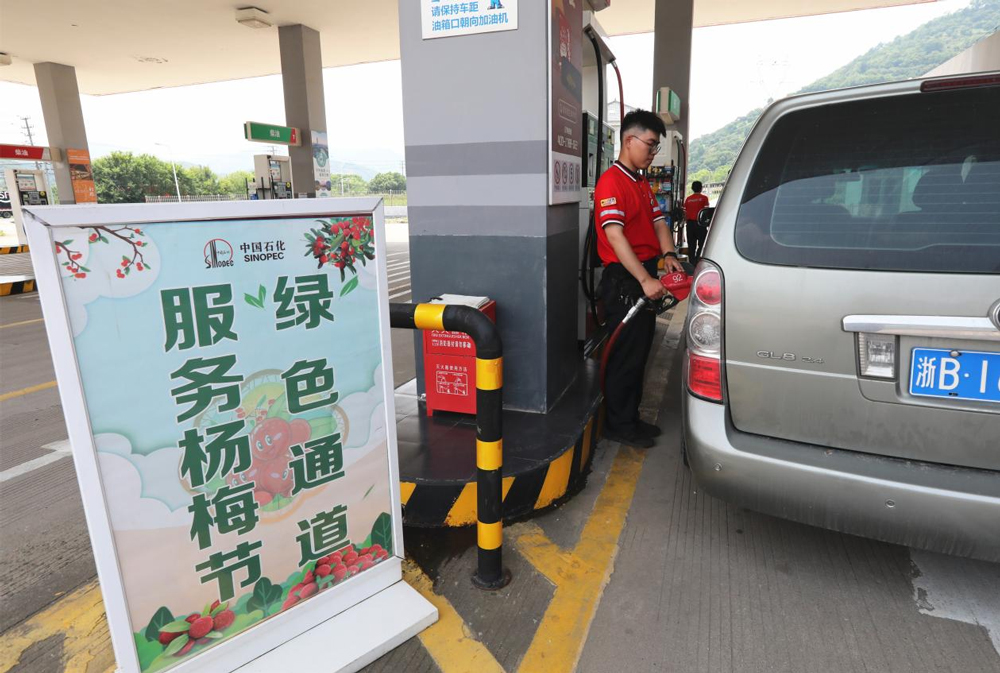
[244,121,301,146]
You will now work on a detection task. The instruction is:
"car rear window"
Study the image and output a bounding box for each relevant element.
[735,85,1000,273]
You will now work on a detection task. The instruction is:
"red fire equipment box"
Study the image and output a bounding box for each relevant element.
[423,297,496,417]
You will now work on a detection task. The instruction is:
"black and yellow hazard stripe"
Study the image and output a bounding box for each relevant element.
[0,278,36,296]
[391,301,510,589]
[399,412,600,527]
[0,245,30,255]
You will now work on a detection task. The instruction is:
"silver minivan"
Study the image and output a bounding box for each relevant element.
[682,72,1000,561]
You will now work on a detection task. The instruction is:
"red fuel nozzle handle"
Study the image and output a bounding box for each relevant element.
[660,271,692,301]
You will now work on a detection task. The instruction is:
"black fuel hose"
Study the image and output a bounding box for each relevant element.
[581,29,606,328]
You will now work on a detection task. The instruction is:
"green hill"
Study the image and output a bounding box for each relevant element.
[687,0,1000,186]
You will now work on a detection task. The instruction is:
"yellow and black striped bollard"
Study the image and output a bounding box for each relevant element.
[391,302,511,589]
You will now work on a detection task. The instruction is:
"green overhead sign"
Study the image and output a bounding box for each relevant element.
[656,87,683,123]
[244,121,301,147]
[668,90,682,120]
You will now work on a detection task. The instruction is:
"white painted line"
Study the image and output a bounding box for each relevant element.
[387,270,411,281]
[0,439,72,483]
[386,261,410,271]
[389,288,412,300]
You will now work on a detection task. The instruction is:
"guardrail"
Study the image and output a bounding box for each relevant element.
[389,302,511,590]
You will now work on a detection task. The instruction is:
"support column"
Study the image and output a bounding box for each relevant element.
[279,24,326,198]
[398,1,579,412]
[34,62,89,205]
[652,0,694,144]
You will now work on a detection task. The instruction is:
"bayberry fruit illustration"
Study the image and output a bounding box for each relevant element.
[214,609,236,631]
[188,616,214,640]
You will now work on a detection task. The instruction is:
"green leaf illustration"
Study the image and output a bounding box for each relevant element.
[143,606,175,642]
[246,577,283,614]
[210,602,229,617]
[204,631,224,640]
[340,275,359,297]
[244,284,267,309]
[158,619,193,634]
[371,512,393,554]
[134,631,164,669]
[229,609,264,635]
[163,633,190,657]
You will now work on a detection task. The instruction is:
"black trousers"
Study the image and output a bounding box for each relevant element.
[601,260,658,433]
[686,219,708,262]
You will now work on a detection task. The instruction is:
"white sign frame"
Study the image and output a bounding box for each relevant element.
[24,198,435,673]
[420,0,518,39]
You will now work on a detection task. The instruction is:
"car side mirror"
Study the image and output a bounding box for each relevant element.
[698,207,715,227]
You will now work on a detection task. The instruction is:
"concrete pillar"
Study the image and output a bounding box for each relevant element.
[279,24,326,198]
[652,0,694,145]
[34,62,89,205]
[398,1,579,412]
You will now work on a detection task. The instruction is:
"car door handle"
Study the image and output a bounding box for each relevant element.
[843,315,1000,342]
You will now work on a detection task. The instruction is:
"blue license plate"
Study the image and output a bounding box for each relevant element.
[910,348,1000,403]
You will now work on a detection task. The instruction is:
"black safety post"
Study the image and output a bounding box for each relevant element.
[389,302,511,590]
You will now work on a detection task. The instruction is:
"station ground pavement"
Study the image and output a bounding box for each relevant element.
[2,297,1000,673]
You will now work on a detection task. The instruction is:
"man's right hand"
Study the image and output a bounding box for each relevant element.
[641,276,667,300]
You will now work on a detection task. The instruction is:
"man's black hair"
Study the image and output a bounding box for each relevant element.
[620,109,666,142]
[692,181,703,193]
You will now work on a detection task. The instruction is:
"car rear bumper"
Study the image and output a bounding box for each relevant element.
[683,391,1000,562]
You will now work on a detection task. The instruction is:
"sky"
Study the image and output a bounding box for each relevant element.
[0,0,974,177]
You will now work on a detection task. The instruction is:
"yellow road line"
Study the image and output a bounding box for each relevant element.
[0,580,115,673]
[515,447,646,673]
[403,560,505,673]
[0,318,44,330]
[0,380,57,403]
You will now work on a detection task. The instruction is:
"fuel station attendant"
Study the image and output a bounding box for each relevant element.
[595,109,684,448]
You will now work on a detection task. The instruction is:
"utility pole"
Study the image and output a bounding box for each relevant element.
[19,116,42,171]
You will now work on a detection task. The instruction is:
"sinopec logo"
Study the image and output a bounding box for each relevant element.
[204,239,235,269]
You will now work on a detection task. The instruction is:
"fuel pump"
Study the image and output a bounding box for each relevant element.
[252,154,294,200]
[2,169,50,246]
[652,87,688,252]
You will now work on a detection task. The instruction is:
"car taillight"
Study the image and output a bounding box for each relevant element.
[689,354,722,400]
[686,261,724,403]
[694,269,721,305]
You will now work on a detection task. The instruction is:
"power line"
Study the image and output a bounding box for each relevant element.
[18,116,42,171]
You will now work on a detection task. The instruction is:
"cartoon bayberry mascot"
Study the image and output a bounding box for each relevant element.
[246,418,311,505]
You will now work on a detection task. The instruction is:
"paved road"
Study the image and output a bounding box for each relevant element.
[3,241,1000,673]
[0,242,416,635]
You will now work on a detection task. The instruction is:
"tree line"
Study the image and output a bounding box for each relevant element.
[91,151,406,204]
[686,0,1000,189]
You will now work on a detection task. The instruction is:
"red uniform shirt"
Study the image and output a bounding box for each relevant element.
[594,161,665,266]
[684,192,710,222]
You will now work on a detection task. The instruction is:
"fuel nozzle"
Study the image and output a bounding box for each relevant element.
[660,271,692,301]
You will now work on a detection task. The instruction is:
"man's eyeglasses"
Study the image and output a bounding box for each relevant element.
[628,135,661,154]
